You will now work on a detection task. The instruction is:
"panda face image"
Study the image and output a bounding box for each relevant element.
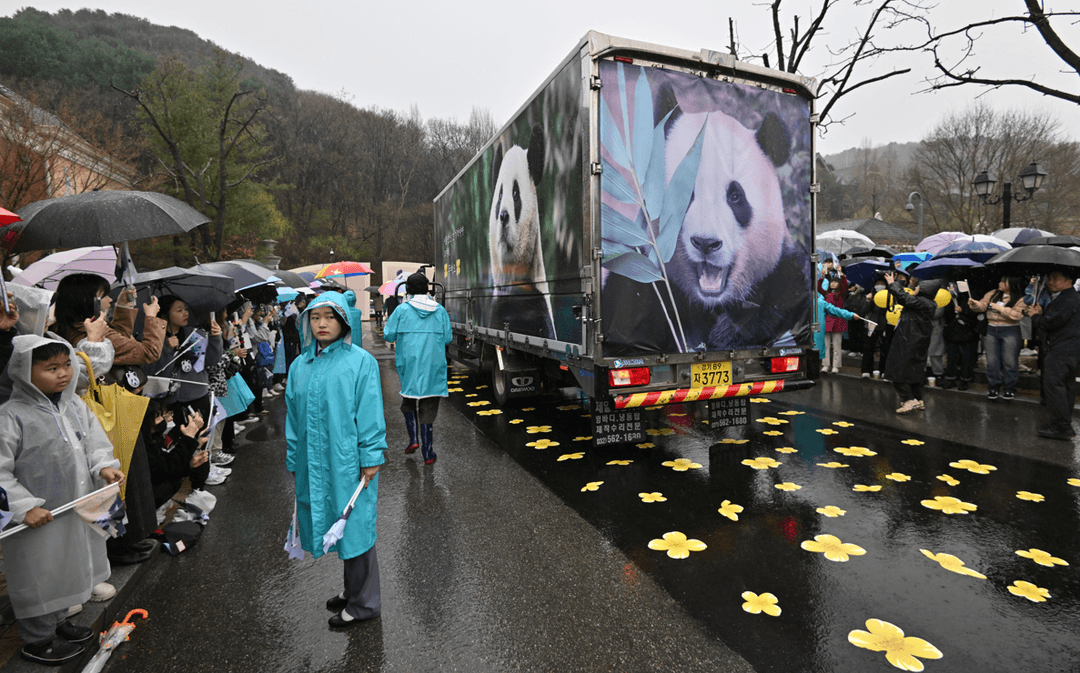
[489,124,545,287]
[665,110,791,311]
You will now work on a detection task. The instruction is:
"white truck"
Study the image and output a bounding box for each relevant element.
[434,31,818,445]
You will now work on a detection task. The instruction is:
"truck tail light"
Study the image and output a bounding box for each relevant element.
[770,356,800,373]
[609,367,650,387]
[614,56,634,64]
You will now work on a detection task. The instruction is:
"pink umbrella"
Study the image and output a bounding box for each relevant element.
[916,232,967,255]
[12,245,117,290]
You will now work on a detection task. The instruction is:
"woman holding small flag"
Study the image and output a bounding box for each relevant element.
[285,291,386,628]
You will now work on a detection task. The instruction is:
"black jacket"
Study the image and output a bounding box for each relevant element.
[1040,287,1080,356]
[883,282,937,383]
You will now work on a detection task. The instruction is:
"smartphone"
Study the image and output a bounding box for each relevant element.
[92,296,101,320]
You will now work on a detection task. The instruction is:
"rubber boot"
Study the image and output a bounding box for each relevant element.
[403,411,419,454]
[420,423,436,465]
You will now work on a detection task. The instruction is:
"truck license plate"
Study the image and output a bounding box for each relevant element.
[691,362,732,387]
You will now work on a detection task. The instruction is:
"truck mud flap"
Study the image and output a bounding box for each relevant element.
[611,378,814,409]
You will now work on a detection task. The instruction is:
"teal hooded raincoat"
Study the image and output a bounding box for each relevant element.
[383,295,452,398]
[285,292,386,560]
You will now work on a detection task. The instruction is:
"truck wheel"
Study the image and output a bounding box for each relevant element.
[492,363,511,407]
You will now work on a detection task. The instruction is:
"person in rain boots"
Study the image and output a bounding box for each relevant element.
[285,291,386,628]
[383,271,452,465]
[883,271,941,414]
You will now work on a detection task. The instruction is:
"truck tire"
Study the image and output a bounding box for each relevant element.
[492,361,511,407]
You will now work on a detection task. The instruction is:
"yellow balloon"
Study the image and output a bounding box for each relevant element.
[887,304,902,326]
[934,288,952,308]
[874,289,889,308]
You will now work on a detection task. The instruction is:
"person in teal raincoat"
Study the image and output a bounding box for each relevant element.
[285,291,386,628]
[383,272,452,465]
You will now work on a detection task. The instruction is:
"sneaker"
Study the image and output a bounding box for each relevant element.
[212,452,235,466]
[262,390,274,398]
[831,368,839,374]
[21,638,83,665]
[204,472,227,486]
[233,423,245,434]
[896,399,919,414]
[211,466,232,477]
[987,388,999,400]
[861,372,870,379]
[89,582,115,602]
[272,383,285,392]
[67,604,83,617]
[913,399,925,410]
[1002,390,1015,401]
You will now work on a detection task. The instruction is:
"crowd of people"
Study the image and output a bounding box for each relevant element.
[817,258,1080,438]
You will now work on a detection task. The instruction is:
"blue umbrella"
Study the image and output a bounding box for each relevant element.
[910,256,982,280]
[276,288,299,303]
[893,252,932,268]
[840,259,891,288]
[935,236,1011,263]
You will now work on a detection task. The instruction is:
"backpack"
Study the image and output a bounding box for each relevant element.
[255,341,274,368]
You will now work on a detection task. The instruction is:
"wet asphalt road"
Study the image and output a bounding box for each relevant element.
[102,341,1080,673]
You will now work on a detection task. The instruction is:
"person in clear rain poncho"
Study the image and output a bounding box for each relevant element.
[0,335,124,665]
[285,291,386,628]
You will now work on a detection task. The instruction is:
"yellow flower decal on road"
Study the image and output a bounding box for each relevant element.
[741,591,781,616]
[801,534,866,562]
[648,531,707,559]
[581,481,604,492]
[756,417,788,425]
[1016,549,1069,567]
[835,446,876,457]
[817,506,846,518]
[949,459,997,474]
[901,439,925,446]
[853,485,882,492]
[557,404,579,411]
[526,425,552,434]
[467,400,490,407]
[886,473,911,482]
[639,492,667,503]
[847,619,943,671]
[606,459,633,466]
[775,482,802,491]
[573,436,592,442]
[741,457,781,470]
[936,474,960,486]
[920,549,986,579]
[663,458,703,471]
[817,462,848,469]
[465,393,478,398]
[646,405,662,410]
[833,421,854,427]
[778,410,804,415]
[717,438,749,444]
[749,398,771,403]
[775,447,798,453]
[647,428,676,436]
[527,439,560,449]
[476,385,488,389]
[921,496,977,514]
[763,430,784,436]
[476,409,502,415]
[509,419,524,424]
[1008,580,1050,602]
[636,442,655,449]
[1068,477,1080,487]
[448,387,463,392]
[718,500,744,521]
[521,407,535,411]
[1017,491,1045,502]
[557,452,584,461]
[816,428,839,435]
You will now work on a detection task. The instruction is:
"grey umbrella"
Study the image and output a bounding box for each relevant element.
[10,191,209,253]
[195,261,280,292]
[1022,235,1080,248]
[231,259,308,289]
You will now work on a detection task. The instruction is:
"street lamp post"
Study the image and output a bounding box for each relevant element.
[972,161,1048,229]
[905,192,924,243]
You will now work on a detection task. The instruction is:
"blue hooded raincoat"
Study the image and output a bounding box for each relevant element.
[285,292,386,560]
[383,295,452,398]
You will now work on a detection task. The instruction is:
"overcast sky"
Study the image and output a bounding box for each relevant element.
[8,1,1080,156]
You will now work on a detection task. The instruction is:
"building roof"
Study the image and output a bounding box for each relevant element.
[817,218,919,245]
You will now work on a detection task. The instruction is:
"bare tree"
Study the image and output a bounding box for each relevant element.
[730,0,932,134]
[905,103,1080,234]
[912,1,1080,105]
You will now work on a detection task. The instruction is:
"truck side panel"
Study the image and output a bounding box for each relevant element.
[598,60,813,356]
[436,55,586,346]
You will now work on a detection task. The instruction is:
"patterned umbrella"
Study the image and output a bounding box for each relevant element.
[315,261,373,278]
[0,206,20,226]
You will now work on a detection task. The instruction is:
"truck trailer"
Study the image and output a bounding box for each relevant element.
[434,31,819,445]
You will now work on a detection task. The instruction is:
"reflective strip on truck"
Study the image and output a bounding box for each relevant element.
[612,379,787,409]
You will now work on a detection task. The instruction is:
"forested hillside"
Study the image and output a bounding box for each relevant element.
[0,8,492,273]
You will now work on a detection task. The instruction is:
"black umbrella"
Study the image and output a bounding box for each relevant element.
[195,261,280,291]
[846,245,899,259]
[9,191,209,253]
[984,245,1080,275]
[111,267,236,316]
[1021,235,1080,248]
[230,259,309,289]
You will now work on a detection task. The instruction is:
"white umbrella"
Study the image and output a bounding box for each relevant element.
[817,229,875,255]
[989,228,1053,245]
[11,246,117,290]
